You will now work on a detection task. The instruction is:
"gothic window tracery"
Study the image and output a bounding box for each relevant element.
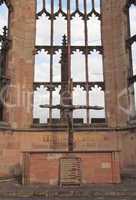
[33,0,105,126]
[0,0,9,121]
[127,0,136,112]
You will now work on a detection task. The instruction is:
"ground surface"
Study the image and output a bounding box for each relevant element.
[0,176,136,200]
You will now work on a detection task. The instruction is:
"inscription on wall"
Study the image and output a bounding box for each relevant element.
[60,158,81,185]
[74,133,117,150]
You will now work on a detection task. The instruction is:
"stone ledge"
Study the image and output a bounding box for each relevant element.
[0,126,134,132]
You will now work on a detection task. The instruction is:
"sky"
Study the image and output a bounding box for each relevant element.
[0,3,8,35]
[0,1,136,123]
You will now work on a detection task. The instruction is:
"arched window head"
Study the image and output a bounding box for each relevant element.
[33,0,106,127]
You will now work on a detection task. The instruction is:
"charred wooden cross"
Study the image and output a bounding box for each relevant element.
[40,35,104,152]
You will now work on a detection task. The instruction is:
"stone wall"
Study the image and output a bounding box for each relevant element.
[0,131,118,177]
[102,0,129,128]
[5,0,35,128]
[0,129,135,178]
[23,151,120,185]
[0,0,135,182]
[5,0,130,129]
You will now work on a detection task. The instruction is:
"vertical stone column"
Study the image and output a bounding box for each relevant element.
[111,0,130,127]
[5,0,35,128]
[102,0,129,128]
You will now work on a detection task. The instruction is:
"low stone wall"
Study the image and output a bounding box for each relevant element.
[23,151,120,185]
[0,129,135,180]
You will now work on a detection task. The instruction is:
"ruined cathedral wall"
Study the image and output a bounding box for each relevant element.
[5,0,130,129]
[0,0,135,179]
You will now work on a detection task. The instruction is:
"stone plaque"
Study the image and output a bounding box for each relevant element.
[101,162,111,169]
[60,157,81,185]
